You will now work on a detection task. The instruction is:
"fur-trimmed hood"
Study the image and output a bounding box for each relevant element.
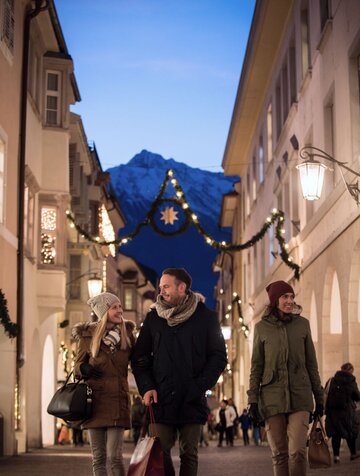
[262,302,303,321]
[72,319,135,341]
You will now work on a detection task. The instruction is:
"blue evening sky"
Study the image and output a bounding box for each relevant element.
[55,0,255,171]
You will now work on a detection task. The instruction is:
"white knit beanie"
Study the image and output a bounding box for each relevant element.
[87,292,120,320]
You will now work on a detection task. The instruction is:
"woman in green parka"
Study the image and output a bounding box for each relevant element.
[247,280,324,476]
[72,292,135,476]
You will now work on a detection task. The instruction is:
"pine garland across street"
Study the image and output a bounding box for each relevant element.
[66,169,301,280]
[0,289,19,339]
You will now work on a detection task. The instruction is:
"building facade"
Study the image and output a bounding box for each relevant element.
[0,0,155,454]
[220,0,360,410]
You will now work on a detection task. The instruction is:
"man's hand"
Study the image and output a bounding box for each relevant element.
[248,403,262,425]
[143,389,158,406]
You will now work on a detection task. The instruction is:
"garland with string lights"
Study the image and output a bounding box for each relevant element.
[66,168,301,279]
[0,289,19,339]
[222,292,249,338]
[59,342,69,377]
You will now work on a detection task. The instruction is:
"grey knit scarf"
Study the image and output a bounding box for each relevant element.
[151,291,204,327]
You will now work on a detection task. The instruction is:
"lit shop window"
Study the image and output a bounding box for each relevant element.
[41,206,57,264]
[100,204,115,257]
[124,287,134,311]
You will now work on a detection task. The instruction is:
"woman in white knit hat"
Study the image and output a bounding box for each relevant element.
[72,292,135,476]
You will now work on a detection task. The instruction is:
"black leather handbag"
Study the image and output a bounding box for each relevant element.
[47,371,92,422]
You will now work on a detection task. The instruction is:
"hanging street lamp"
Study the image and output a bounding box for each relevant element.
[296,156,327,200]
[87,274,103,298]
[297,146,360,204]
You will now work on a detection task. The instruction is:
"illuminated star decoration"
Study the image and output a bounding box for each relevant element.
[160,206,179,225]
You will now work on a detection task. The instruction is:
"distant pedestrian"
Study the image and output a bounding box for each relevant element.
[228,397,239,438]
[325,362,360,463]
[247,280,323,475]
[216,400,236,447]
[238,408,251,445]
[199,423,209,447]
[252,421,261,446]
[131,395,145,444]
[58,423,70,445]
[70,421,84,446]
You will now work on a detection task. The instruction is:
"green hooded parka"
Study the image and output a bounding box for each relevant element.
[247,305,323,420]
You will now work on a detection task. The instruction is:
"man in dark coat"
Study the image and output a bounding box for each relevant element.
[131,268,227,476]
[325,362,360,463]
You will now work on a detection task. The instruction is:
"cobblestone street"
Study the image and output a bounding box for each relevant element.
[1,439,359,475]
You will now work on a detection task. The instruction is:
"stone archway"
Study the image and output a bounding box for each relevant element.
[309,291,318,343]
[27,330,42,447]
[41,335,55,446]
[322,269,343,381]
[348,239,360,364]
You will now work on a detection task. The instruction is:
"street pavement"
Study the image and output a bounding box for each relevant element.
[0,438,359,475]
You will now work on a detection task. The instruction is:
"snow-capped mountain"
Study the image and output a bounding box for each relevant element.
[108,150,239,309]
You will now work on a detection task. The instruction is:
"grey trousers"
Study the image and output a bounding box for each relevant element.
[265,411,309,476]
[156,423,202,476]
[88,427,125,476]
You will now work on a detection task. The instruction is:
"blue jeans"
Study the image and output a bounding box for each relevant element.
[156,423,201,476]
[88,427,125,476]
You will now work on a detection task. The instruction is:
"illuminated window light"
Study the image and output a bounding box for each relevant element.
[100,205,116,257]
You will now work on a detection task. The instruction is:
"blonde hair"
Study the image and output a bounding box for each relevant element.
[90,311,132,358]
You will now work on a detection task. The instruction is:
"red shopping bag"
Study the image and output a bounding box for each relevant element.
[127,404,165,476]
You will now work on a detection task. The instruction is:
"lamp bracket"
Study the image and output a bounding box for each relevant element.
[300,146,360,177]
[346,182,360,205]
[299,146,360,205]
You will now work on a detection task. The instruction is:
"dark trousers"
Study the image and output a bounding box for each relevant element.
[218,426,234,446]
[242,428,249,445]
[332,435,357,456]
[156,423,201,476]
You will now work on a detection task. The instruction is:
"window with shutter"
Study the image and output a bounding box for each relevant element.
[69,143,80,195]
[45,71,61,126]
[24,184,35,254]
[69,255,81,300]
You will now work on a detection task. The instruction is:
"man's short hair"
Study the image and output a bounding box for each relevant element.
[162,268,192,292]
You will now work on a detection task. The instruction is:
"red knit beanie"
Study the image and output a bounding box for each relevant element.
[266,280,294,307]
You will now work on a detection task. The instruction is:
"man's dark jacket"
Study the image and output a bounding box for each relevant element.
[131,301,227,425]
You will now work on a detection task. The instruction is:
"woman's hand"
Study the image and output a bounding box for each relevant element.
[143,389,158,406]
[80,363,102,380]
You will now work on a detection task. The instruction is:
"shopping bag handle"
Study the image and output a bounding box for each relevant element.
[140,403,158,439]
